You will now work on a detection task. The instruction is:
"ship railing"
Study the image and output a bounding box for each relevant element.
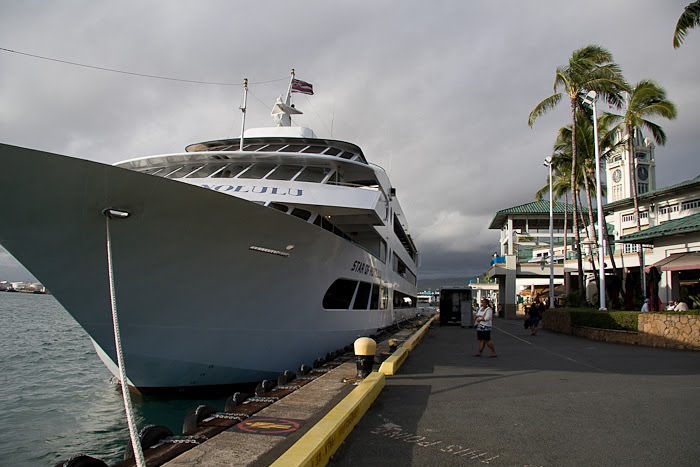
[324,180,380,189]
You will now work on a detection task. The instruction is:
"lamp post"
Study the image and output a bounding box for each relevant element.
[582,90,607,310]
[543,156,555,309]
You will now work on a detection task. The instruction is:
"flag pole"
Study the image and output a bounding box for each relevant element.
[239,78,248,151]
[285,68,295,106]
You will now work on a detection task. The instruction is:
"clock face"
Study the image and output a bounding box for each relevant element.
[612,169,622,183]
[637,166,649,181]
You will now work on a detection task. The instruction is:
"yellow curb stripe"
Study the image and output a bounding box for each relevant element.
[404,315,436,350]
[271,371,386,467]
[273,315,436,466]
[378,345,408,375]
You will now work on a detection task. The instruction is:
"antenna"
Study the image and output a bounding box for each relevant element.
[330,102,335,138]
[239,78,248,151]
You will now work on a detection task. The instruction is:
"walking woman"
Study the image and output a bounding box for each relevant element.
[528,296,543,336]
[474,298,497,357]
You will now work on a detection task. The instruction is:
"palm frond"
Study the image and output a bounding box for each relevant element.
[674,0,700,48]
[641,120,668,146]
[534,182,548,202]
[624,80,677,146]
[528,93,561,127]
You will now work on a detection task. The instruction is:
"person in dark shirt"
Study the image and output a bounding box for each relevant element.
[528,296,543,336]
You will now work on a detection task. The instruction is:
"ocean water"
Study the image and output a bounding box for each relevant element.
[0,292,225,466]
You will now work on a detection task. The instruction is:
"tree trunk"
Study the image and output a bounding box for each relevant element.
[579,191,598,299]
[583,172,601,298]
[571,100,585,303]
[563,192,569,293]
[603,218,620,279]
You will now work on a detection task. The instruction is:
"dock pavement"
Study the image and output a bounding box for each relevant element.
[329,318,700,467]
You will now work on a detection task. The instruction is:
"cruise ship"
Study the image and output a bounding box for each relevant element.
[0,75,419,392]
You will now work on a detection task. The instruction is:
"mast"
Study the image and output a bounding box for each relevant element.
[285,68,295,106]
[239,78,248,151]
[271,68,302,127]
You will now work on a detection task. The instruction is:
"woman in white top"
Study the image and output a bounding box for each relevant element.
[474,298,497,357]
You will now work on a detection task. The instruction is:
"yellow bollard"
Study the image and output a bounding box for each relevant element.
[353,337,377,378]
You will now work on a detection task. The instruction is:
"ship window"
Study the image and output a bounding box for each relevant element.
[243,143,267,151]
[301,146,327,154]
[393,290,416,308]
[339,151,355,159]
[291,208,311,221]
[370,284,380,309]
[323,279,358,310]
[213,163,250,178]
[187,162,227,178]
[168,164,203,179]
[260,143,287,152]
[279,145,307,153]
[240,163,276,179]
[321,217,333,231]
[324,147,341,156]
[296,167,329,182]
[163,165,185,178]
[267,165,303,180]
[141,168,164,175]
[269,203,289,213]
[353,282,372,310]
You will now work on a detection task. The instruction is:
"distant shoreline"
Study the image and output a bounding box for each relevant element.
[0,289,49,295]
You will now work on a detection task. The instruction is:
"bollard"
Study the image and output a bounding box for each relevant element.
[297,363,311,376]
[353,337,376,378]
[388,338,398,353]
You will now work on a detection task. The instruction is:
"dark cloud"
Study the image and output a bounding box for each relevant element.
[1,0,697,281]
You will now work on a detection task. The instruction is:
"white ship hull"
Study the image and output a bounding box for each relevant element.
[0,144,418,391]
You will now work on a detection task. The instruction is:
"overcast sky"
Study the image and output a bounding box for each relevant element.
[1,0,698,282]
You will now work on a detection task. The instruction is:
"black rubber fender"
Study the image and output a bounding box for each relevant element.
[123,424,173,459]
[297,364,311,376]
[224,391,249,411]
[254,379,275,396]
[182,404,217,435]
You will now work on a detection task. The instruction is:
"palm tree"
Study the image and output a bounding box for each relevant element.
[529,45,627,302]
[616,80,677,296]
[674,1,700,48]
[550,122,599,284]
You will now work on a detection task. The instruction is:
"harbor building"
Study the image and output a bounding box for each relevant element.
[487,127,699,313]
[607,176,700,306]
[487,201,576,318]
[602,127,699,307]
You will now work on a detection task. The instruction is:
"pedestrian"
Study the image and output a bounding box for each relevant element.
[473,298,497,357]
[528,296,543,335]
[640,298,650,313]
[673,301,689,312]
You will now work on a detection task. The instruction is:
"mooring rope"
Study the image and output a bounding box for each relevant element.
[105,213,146,467]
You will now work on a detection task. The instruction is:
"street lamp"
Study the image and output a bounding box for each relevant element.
[543,156,555,309]
[581,90,607,311]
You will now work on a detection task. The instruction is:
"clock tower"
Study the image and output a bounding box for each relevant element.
[605,128,656,202]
